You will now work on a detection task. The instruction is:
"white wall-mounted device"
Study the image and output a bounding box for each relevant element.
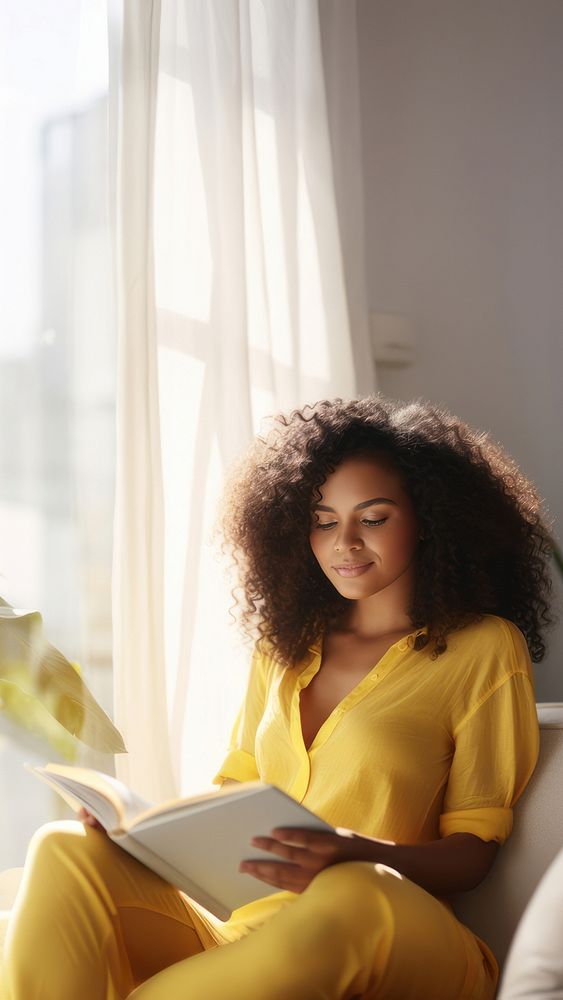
[370,312,416,367]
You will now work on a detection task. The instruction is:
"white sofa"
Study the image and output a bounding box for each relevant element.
[453,703,563,982]
[1,704,562,996]
[498,842,563,998]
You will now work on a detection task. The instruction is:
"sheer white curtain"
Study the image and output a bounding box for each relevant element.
[111,0,374,802]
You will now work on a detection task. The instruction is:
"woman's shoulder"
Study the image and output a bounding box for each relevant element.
[457,614,528,649]
[437,616,535,729]
[252,635,319,671]
[447,614,532,679]
[250,636,288,678]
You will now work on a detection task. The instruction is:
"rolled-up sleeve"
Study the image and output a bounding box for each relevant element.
[212,643,270,785]
[440,668,539,845]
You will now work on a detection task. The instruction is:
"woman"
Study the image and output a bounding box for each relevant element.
[3,396,554,999]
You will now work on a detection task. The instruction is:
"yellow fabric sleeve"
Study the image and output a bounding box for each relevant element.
[211,643,269,786]
[440,807,514,843]
[440,669,539,845]
[213,747,259,784]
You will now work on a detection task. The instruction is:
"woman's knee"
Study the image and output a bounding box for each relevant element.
[26,819,88,866]
[299,860,399,944]
[23,819,115,894]
[262,862,397,993]
[309,860,402,911]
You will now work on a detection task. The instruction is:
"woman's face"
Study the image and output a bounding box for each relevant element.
[309,453,419,602]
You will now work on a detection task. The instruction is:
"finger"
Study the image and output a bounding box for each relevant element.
[239,860,309,892]
[77,808,104,830]
[269,828,342,855]
[269,827,315,846]
[249,835,321,868]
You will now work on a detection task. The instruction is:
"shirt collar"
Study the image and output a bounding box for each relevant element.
[308,625,429,656]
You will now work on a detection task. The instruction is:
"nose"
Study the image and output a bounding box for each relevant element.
[333,524,363,553]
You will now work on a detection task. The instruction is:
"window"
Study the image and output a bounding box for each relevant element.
[0,0,114,867]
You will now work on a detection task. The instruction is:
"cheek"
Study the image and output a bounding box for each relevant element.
[387,524,418,562]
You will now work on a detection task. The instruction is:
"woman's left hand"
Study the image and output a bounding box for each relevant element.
[239,827,374,893]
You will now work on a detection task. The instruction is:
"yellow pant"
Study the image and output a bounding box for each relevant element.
[2,821,497,999]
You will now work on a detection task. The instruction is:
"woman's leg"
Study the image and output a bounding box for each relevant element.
[3,824,499,1000]
[131,861,498,1000]
[2,820,228,1000]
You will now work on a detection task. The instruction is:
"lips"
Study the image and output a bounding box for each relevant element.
[332,562,374,578]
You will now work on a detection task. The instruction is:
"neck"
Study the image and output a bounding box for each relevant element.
[339,570,415,640]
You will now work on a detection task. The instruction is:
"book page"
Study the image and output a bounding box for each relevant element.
[26,765,151,831]
[127,779,263,830]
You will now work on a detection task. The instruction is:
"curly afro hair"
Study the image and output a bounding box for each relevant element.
[218,395,555,667]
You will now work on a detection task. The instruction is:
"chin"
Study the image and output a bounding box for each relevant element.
[331,578,379,600]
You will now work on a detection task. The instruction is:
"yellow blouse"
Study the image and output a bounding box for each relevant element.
[212,614,539,931]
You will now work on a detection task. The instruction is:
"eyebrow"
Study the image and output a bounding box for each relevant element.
[313,497,398,512]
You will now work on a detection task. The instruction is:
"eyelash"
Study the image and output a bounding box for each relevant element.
[315,517,388,531]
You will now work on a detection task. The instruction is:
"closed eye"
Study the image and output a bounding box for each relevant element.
[314,517,388,530]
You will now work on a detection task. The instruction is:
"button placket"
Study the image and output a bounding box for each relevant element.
[286,654,320,795]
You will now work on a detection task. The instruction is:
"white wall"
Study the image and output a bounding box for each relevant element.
[357,0,563,699]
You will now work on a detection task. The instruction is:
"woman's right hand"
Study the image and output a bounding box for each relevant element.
[77,807,106,832]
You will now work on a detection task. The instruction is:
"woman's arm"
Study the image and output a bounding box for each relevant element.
[240,827,499,897]
[357,831,499,895]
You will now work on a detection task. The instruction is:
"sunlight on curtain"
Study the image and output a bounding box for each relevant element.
[112,0,373,802]
[153,72,212,323]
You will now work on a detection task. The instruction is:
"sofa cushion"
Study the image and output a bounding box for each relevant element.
[453,703,563,969]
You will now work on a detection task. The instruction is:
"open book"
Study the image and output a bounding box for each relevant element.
[26,763,334,920]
